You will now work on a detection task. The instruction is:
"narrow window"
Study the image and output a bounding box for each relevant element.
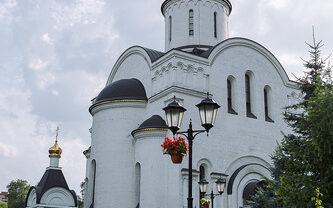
[200,165,206,180]
[264,87,274,122]
[214,12,217,38]
[227,79,237,114]
[189,10,194,36]
[199,165,206,207]
[245,74,257,119]
[169,16,172,42]
[135,163,141,208]
[91,160,96,207]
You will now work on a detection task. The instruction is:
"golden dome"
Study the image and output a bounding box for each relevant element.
[49,140,62,158]
[49,127,62,157]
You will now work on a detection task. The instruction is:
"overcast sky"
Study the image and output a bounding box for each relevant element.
[0,0,332,194]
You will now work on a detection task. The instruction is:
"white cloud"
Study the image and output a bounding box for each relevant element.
[0,0,16,23]
[52,0,105,27]
[52,90,59,96]
[0,143,17,158]
[267,0,288,9]
[28,58,49,71]
[41,33,53,45]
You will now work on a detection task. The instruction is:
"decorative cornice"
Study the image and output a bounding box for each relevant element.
[149,86,207,103]
[210,172,229,180]
[161,0,232,16]
[152,49,209,68]
[181,168,200,179]
[132,129,168,140]
[132,127,168,136]
[89,100,147,115]
[83,147,91,159]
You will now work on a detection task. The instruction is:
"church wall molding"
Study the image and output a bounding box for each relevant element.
[132,129,168,140]
[161,0,232,16]
[40,187,76,207]
[225,155,271,177]
[152,49,209,68]
[207,37,299,89]
[149,86,207,103]
[90,101,147,115]
[107,46,153,85]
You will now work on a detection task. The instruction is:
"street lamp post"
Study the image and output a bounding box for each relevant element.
[163,93,220,208]
[199,178,227,208]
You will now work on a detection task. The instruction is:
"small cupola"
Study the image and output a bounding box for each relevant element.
[132,115,168,138]
[48,127,62,168]
[49,139,62,158]
[161,0,232,51]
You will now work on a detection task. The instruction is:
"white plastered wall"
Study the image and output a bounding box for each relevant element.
[87,37,300,207]
[164,0,230,51]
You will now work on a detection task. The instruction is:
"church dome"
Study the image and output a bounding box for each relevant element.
[132,115,168,136]
[95,78,147,103]
[49,140,62,158]
[90,78,148,113]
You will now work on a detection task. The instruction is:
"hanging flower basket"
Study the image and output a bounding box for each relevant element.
[161,137,189,164]
[200,198,211,208]
[170,153,184,163]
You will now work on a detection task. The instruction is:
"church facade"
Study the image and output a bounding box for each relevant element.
[83,0,300,207]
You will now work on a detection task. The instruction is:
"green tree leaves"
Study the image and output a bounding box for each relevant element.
[6,179,30,208]
[249,32,333,208]
[0,202,8,208]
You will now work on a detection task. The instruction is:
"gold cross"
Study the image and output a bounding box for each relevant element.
[56,126,60,142]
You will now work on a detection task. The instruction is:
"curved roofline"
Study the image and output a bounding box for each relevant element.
[107,46,164,85]
[25,185,77,207]
[206,37,299,89]
[161,0,232,16]
[107,38,299,90]
[131,115,168,136]
[226,163,270,195]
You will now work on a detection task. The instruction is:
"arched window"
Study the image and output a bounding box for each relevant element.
[227,77,237,114]
[169,16,172,42]
[264,86,274,122]
[245,73,257,119]
[135,163,141,208]
[189,10,194,36]
[214,12,217,38]
[200,165,206,180]
[243,181,266,206]
[90,160,96,207]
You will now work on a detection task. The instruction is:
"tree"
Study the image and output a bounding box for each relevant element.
[249,31,333,208]
[0,202,8,208]
[77,180,85,208]
[6,179,30,208]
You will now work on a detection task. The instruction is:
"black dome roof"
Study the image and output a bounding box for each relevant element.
[132,115,168,135]
[138,115,167,129]
[94,78,147,104]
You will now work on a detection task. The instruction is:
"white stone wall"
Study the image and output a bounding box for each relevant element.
[87,37,300,208]
[163,0,230,51]
[89,103,146,208]
[134,130,185,208]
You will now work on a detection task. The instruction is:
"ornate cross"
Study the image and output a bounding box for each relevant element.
[56,126,60,142]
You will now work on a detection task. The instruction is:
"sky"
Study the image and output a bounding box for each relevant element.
[0,0,332,195]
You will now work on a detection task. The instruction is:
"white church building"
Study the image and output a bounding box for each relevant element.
[81,0,301,207]
[26,135,78,208]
